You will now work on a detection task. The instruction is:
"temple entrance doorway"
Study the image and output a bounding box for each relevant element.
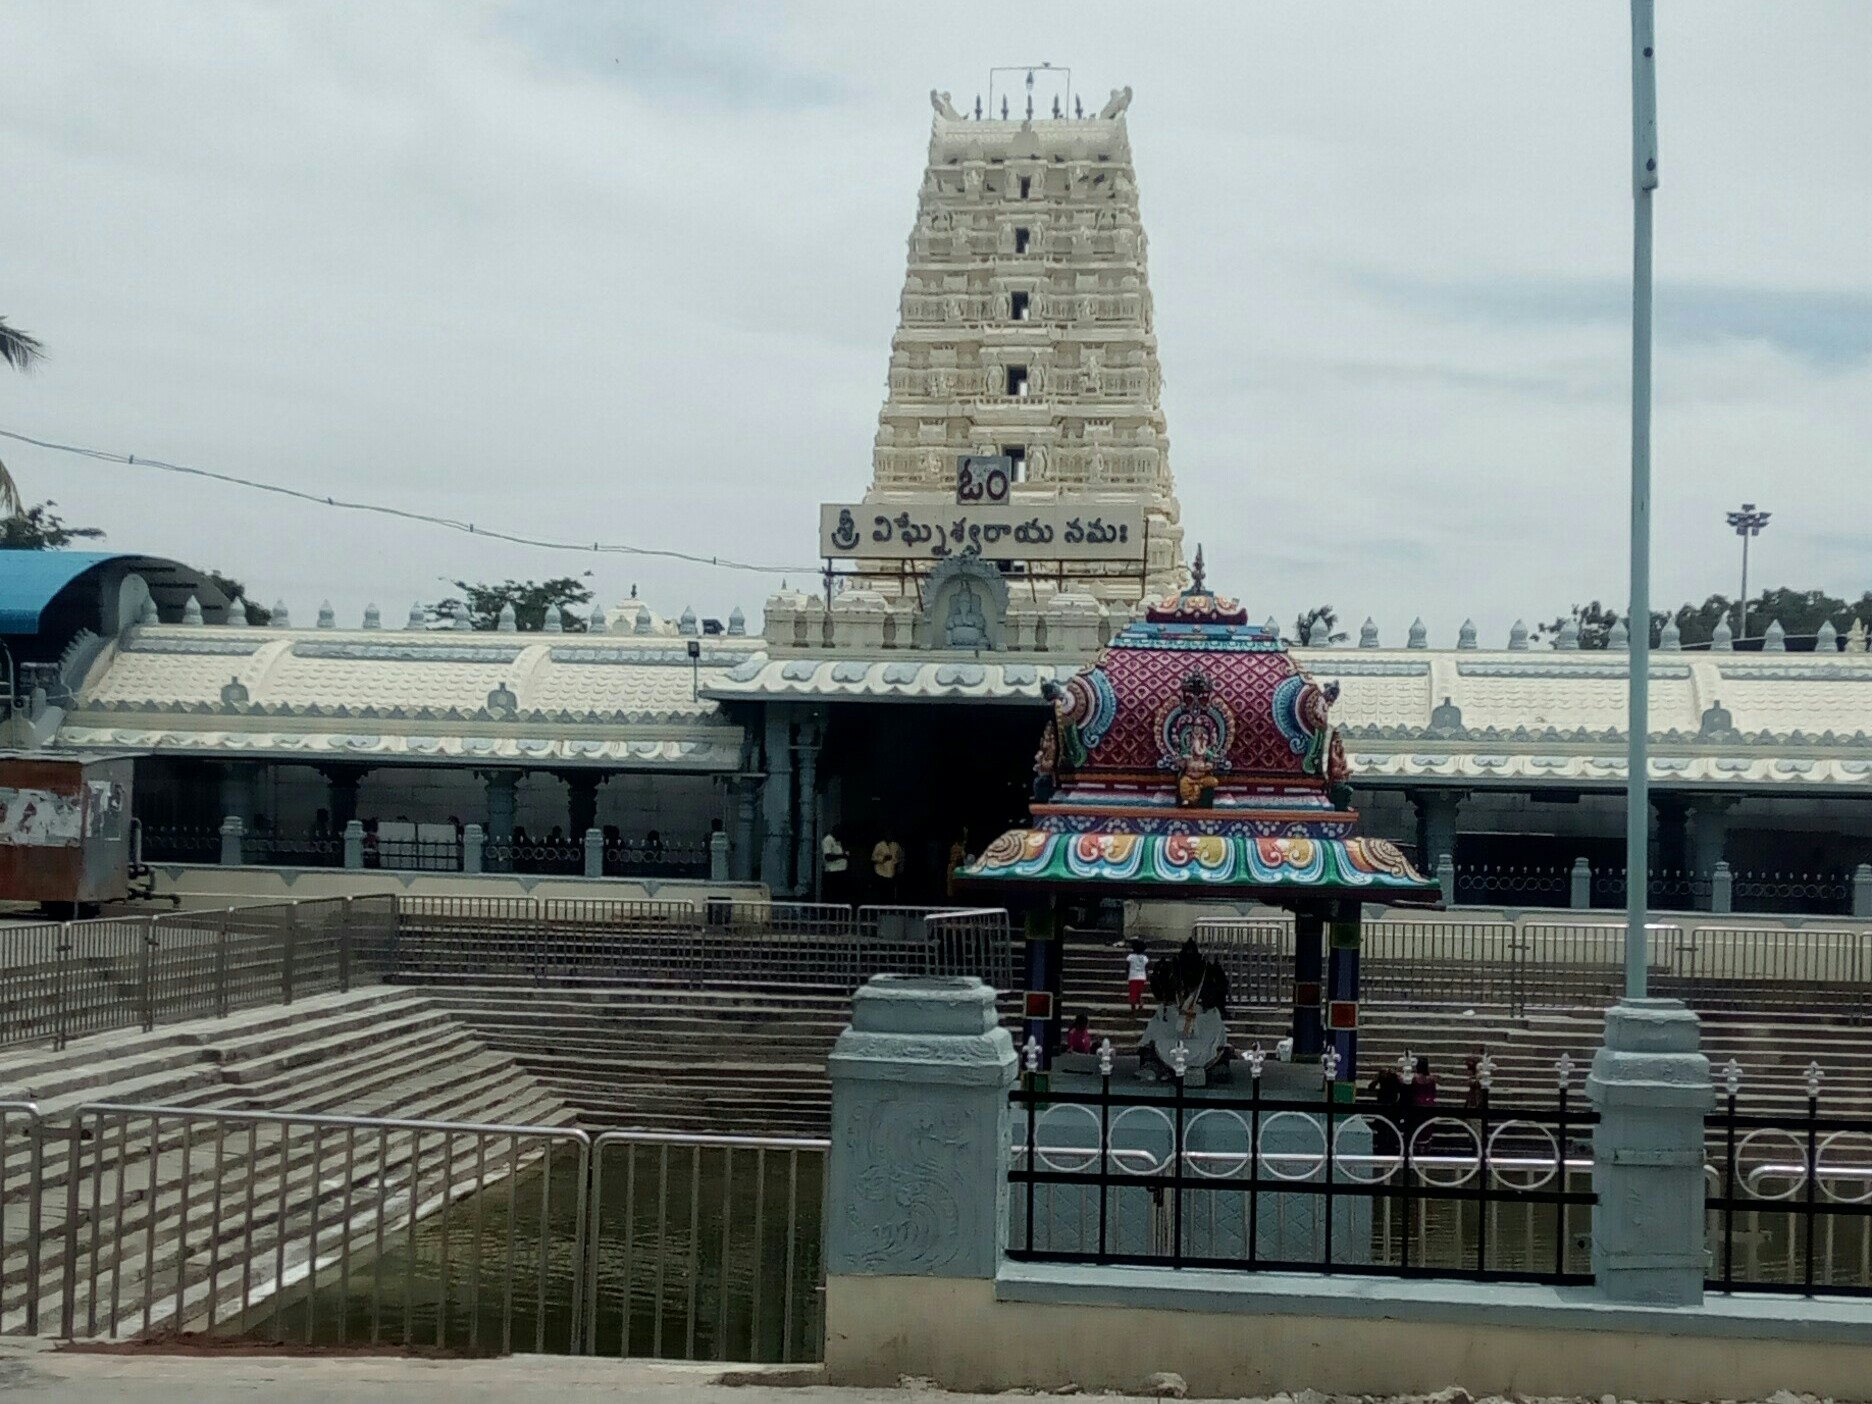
[817,700,1042,907]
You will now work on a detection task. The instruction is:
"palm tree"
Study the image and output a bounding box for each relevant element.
[0,316,47,517]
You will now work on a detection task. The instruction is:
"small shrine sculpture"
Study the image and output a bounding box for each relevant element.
[1137,938,1232,1084]
[959,548,1440,1098]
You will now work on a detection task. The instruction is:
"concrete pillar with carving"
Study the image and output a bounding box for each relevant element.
[219,816,245,866]
[1587,999,1713,1305]
[792,714,823,901]
[1711,860,1733,914]
[563,772,602,844]
[462,823,484,875]
[218,763,256,830]
[1570,857,1592,910]
[731,778,758,883]
[342,819,364,870]
[760,709,794,893]
[709,829,729,882]
[1409,787,1466,871]
[482,770,519,873]
[824,976,1016,1379]
[583,827,604,879]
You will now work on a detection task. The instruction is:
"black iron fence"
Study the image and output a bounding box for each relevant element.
[1706,1061,1872,1296]
[1008,1051,1596,1284]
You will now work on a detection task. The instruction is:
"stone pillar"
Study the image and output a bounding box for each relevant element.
[824,975,1016,1374]
[218,763,255,829]
[709,829,730,882]
[1570,857,1592,909]
[583,827,604,879]
[1711,860,1733,914]
[1409,787,1466,870]
[462,823,484,875]
[1855,863,1872,920]
[1435,853,1456,907]
[792,715,823,902]
[1689,795,1736,912]
[219,815,245,866]
[1291,905,1324,1063]
[1653,793,1691,875]
[564,772,602,844]
[731,779,758,883]
[760,710,795,894]
[1587,999,1713,1305]
[1326,901,1361,1099]
[321,765,364,830]
[483,770,519,872]
[342,819,364,870]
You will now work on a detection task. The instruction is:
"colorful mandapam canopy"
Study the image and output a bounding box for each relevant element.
[958,555,1440,904]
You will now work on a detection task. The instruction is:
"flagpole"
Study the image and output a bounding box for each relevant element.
[1625,0,1659,1000]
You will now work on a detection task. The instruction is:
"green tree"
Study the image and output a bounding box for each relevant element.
[1545,590,1872,651]
[1293,603,1348,645]
[0,316,47,516]
[1534,600,1625,650]
[430,576,594,632]
[0,501,105,550]
[205,571,272,625]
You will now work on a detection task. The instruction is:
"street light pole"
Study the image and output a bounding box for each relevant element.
[1726,503,1771,642]
[1624,0,1659,1002]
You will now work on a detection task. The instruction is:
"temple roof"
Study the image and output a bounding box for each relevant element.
[960,563,1441,902]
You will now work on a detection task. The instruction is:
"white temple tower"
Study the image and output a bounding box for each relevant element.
[861,85,1187,599]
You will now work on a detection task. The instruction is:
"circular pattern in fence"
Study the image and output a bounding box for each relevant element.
[1408,1118,1483,1187]
[1485,1120,1562,1191]
[1734,1128,1810,1199]
[1182,1109,1254,1179]
[1033,1103,1103,1174]
[1332,1114,1401,1184]
[1256,1110,1328,1182]
[1816,1130,1872,1204]
[1108,1105,1176,1176]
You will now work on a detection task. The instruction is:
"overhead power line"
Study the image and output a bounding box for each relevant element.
[0,426,819,576]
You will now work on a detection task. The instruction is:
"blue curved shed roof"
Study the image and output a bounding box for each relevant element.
[0,551,229,634]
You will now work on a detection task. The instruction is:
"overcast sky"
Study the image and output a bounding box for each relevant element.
[5,2,1868,643]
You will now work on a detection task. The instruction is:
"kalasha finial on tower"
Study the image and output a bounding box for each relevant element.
[1190,544,1206,595]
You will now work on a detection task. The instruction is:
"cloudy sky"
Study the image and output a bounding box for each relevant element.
[5,2,1868,643]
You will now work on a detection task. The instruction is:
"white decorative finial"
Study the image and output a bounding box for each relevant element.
[1322,1047,1340,1084]
[316,600,335,629]
[1805,1060,1824,1099]
[1359,617,1378,648]
[271,599,290,629]
[181,594,204,626]
[1023,1035,1041,1073]
[588,601,607,632]
[1097,1038,1114,1077]
[1171,1044,1189,1079]
[1478,1052,1496,1090]
[543,604,564,634]
[496,601,517,633]
[1397,1050,1412,1076]
[362,603,381,630]
[1407,617,1427,649]
[1247,1044,1265,1081]
[1556,1052,1575,1091]
[1723,1058,1743,1097]
[407,601,426,630]
[225,597,249,627]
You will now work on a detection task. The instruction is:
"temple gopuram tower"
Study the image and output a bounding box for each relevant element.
[856,81,1187,601]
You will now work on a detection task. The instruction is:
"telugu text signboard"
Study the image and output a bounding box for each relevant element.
[819,503,1145,562]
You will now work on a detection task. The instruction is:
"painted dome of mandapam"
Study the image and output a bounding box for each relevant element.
[959,554,1439,900]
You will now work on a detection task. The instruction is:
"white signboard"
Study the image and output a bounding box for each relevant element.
[819,503,1145,562]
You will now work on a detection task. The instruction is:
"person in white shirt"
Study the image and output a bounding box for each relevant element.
[871,834,905,903]
[1126,942,1151,1013]
[820,829,848,904]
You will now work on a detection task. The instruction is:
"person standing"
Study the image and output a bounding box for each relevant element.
[871,832,905,904]
[821,828,849,905]
[1125,941,1150,1014]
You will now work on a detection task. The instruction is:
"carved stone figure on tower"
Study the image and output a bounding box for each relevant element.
[1099,86,1134,120]
[930,90,963,120]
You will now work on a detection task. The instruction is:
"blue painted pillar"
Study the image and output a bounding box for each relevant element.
[760,708,794,893]
[731,779,758,883]
[792,714,822,901]
[1587,999,1712,1304]
[1326,901,1361,1099]
[1291,905,1324,1063]
[1021,901,1062,1067]
[824,974,1016,1383]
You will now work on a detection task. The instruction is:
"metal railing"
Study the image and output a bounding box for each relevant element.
[584,1131,826,1363]
[1189,916,1872,1019]
[1008,1054,1596,1284]
[0,897,397,1051]
[0,1104,827,1360]
[1706,1062,1872,1296]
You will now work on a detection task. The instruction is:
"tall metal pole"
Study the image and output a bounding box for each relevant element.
[1625,0,1659,1000]
[1738,530,1750,642]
